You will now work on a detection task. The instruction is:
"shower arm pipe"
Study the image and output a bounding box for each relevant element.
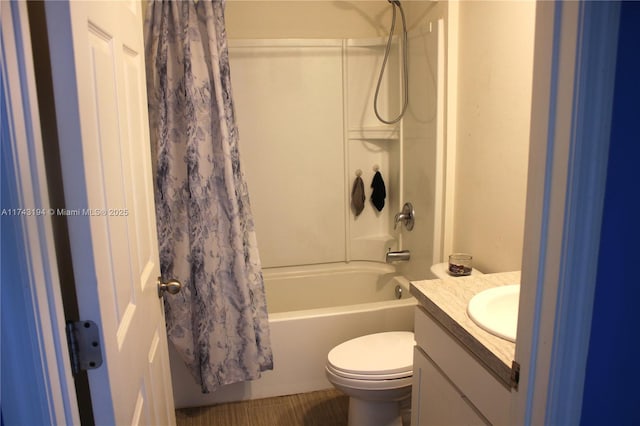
[373,0,409,125]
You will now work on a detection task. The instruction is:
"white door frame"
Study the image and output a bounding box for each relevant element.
[514,1,620,424]
[1,1,620,424]
[1,2,79,424]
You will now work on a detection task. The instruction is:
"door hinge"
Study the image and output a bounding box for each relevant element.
[66,321,103,375]
[511,360,521,390]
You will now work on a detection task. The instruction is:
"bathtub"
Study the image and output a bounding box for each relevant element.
[170,262,416,408]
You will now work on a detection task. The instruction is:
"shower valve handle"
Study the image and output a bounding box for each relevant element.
[394,202,415,231]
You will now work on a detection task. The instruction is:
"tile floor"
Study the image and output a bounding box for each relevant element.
[175,388,349,426]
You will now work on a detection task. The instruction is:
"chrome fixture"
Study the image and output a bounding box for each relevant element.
[395,285,403,299]
[374,0,409,124]
[394,202,415,231]
[386,249,411,263]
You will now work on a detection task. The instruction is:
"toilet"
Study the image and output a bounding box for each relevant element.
[325,331,414,426]
[325,263,482,425]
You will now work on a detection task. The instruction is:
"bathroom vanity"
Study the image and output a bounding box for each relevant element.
[409,272,520,425]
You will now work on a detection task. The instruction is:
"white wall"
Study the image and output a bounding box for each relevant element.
[226,0,429,39]
[452,1,536,273]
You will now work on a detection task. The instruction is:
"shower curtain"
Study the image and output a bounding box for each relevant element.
[144,0,273,393]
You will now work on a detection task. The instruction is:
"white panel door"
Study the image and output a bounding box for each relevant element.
[45,1,176,424]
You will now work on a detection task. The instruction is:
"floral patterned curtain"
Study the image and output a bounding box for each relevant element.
[144,0,272,393]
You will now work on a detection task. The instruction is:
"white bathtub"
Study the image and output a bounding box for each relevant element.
[170,262,416,408]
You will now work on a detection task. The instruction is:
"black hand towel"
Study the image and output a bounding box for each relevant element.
[371,171,386,211]
[351,176,365,216]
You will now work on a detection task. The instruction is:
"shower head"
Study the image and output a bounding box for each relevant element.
[387,0,401,5]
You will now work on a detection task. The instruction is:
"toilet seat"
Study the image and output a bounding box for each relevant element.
[327,331,414,381]
[326,365,413,391]
[326,363,412,381]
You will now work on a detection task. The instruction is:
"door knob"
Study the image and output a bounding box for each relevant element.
[157,277,182,298]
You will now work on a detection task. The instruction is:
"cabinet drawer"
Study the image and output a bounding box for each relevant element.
[414,306,511,426]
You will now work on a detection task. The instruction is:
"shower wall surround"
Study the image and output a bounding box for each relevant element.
[399,19,443,281]
[224,0,535,276]
[228,38,403,268]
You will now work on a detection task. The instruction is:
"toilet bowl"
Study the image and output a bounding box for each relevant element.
[326,331,414,426]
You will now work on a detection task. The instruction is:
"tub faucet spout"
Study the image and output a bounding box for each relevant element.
[385,250,411,263]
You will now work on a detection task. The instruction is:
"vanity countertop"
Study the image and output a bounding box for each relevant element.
[410,271,520,388]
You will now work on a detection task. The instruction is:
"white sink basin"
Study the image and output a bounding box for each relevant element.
[467,284,520,342]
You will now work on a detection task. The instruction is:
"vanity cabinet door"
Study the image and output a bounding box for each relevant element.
[411,346,489,426]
